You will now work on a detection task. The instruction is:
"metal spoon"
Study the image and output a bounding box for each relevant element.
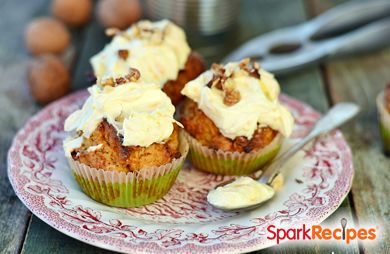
[208,102,360,212]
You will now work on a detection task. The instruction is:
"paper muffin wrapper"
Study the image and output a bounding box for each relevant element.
[68,133,189,208]
[377,91,390,153]
[182,131,283,175]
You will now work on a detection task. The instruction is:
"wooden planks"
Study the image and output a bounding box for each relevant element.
[259,0,357,252]
[20,6,114,254]
[323,50,390,253]
[21,216,110,254]
[0,0,49,253]
[309,1,390,253]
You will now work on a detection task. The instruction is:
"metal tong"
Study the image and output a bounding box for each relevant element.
[223,0,390,75]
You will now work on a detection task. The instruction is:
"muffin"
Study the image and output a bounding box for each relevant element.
[63,70,188,207]
[377,83,390,154]
[90,19,205,105]
[180,59,294,175]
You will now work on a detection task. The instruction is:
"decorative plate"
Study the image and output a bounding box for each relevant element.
[8,90,354,254]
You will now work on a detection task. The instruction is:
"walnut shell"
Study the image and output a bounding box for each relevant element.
[96,0,141,29]
[51,0,93,27]
[27,55,70,104]
[25,17,70,55]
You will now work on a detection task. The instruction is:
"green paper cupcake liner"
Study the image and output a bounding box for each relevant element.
[183,131,283,175]
[377,91,390,153]
[68,133,189,208]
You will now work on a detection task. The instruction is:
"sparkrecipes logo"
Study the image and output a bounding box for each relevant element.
[267,218,378,244]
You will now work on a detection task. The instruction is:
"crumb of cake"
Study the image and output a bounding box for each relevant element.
[25,17,70,55]
[51,0,92,27]
[71,120,181,172]
[181,99,278,153]
[27,55,70,104]
[96,0,141,29]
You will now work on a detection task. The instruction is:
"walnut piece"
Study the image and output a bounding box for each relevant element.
[101,77,115,87]
[127,67,141,81]
[207,63,231,90]
[223,87,241,106]
[100,68,141,87]
[132,23,165,44]
[238,58,261,79]
[118,49,129,60]
[115,77,127,84]
[238,58,250,68]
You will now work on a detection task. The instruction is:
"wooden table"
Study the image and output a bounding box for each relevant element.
[1,0,389,253]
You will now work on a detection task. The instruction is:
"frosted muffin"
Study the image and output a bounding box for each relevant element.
[63,70,188,207]
[90,19,205,105]
[180,59,294,175]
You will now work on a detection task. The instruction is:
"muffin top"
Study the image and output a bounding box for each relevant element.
[90,20,190,88]
[181,59,294,140]
[63,73,182,157]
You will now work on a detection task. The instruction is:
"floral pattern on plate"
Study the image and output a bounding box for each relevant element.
[8,90,354,253]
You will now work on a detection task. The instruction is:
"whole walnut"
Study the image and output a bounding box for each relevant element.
[27,55,70,104]
[25,17,70,55]
[96,0,141,29]
[52,0,93,27]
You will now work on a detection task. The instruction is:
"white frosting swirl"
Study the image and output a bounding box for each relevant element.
[207,176,275,209]
[90,20,191,88]
[181,61,294,139]
[63,82,181,157]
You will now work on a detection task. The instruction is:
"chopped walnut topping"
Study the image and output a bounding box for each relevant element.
[101,77,115,87]
[115,77,127,84]
[100,68,141,87]
[211,63,225,75]
[118,49,129,60]
[213,77,224,90]
[238,58,250,68]
[125,67,141,82]
[206,63,232,90]
[248,62,261,79]
[207,75,224,90]
[238,58,261,79]
[132,23,165,44]
[223,87,241,106]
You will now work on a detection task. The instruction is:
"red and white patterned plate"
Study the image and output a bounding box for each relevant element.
[8,90,354,253]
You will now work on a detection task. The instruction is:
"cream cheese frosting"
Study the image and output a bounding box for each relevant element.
[90,20,191,88]
[63,82,181,157]
[207,176,275,209]
[181,61,294,140]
